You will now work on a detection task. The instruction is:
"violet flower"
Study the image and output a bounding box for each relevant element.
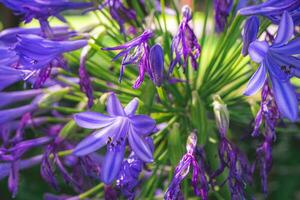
[73,93,156,184]
[252,82,279,194]
[242,16,260,56]
[0,89,43,108]
[165,133,209,200]
[169,6,201,74]
[239,0,300,25]
[214,0,234,32]
[13,34,87,87]
[102,30,153,88]
[244,11,299,121]
[0,0,92,34]
[99,0,136,34]
[116,137,154,199]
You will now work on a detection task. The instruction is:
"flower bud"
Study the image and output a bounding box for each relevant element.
[242,16,259,56]
[149,44,164,86]
[212,95,229,137]
[186,132,197,154]
[182,5,192,20]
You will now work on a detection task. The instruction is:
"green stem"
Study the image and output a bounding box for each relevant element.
[79,183,104,199]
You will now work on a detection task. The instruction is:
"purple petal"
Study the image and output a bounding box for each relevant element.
[242,16,260,56]
[73,112,114,129]
[130,115,156,135]
[274,11,294,45]
[244,63,267,96]
[107,93,125,116]
[272,37,300,55]
[73,118,129,156]
[248,41,269,63]
[270,76,298,121]
[128,127,153,162]
[124,98,139,116]
[102,142,126,184]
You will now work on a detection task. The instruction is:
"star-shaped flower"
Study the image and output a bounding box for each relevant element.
[73,93,156,184]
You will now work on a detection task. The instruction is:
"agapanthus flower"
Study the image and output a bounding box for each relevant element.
[116,137,154,199]
[165,133,209,200]
[239,0,300,25]
[102,30,153,88]
[0,47,18,65]
[212,96,253,200]
[13,34,87,87]
[169,5,201,74]
[244,11,299,121]
[242,16,260,56]
[0,89,43,108]
[73,93,156,184]
[252,82,279,194]
[99,0,136,34]
[214,0,234,32]
[0,0,92,34]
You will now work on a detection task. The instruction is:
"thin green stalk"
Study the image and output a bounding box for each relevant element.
[79,183,104,199]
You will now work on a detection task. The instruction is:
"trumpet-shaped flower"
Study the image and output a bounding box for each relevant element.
[239,0,300,25]
[0,0,92,24]
[102,30,153,88]
[169,6,201,74]
[244,11,299,121]
[73,93,156,184]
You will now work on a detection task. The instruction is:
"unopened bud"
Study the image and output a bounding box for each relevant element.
[149,44,164,86]
[212,95,229,137]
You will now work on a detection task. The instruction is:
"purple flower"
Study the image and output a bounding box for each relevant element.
[15,34,87,70]
[214,0,234,32]
[13,34,86,87]
[102,30,153,88]
[0,103,37,125]
[165,133,209,200]
[239,0,300,25]
[99,0,136,33]
[242,16,260,56]
[0,0,92,24]
[244,11,299,121]
[169,6,201,74]
[116,137,154,199]
[252,82,279,194]
[0,47,18,65]
[149,44,164,86]
[73,93,156,184]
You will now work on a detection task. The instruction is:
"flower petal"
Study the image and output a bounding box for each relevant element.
[73,119,122,156]
[130,115,156,135]
[265,56,289,81]
[271,76,298,121]
[73,112,114,129]
[101,142,126,184]
[244,63,267,96]
[242,16,260,56]
[128,127,153,162]
[124,97,139,116]
[107,93,125,116]
[272,37,300,55]
[248,41,269,63]
[274,11,294,45]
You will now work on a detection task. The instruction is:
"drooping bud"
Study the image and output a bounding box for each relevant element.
[212,95,229,137]
[149,44,164,87]
[186,132,197,154]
